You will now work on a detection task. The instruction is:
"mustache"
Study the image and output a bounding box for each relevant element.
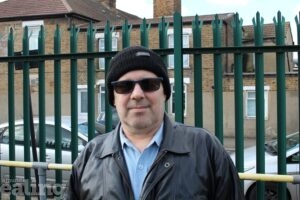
[127,102,150,109]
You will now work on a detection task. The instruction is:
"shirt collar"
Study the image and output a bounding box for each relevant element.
[119,123,164,150]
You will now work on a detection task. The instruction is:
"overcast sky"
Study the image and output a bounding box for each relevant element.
[117,0,300,43]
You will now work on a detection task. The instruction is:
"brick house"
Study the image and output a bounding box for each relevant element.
[223,23,297,137]
[0,0,297,138]
[0,0,140,121]
[89,0,298,138]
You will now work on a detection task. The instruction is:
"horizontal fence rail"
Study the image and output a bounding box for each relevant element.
[1,160,300,184]
[0,45,300,62]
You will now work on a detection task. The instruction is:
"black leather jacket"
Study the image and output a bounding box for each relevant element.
[64,114,245,200]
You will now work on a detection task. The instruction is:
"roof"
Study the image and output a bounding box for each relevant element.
[0,0,140,22]
[84,12,236,30]
[243,22,292,41]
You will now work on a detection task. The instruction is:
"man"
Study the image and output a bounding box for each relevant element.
[64,46,245,199]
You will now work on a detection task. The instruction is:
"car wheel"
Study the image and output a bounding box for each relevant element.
[246,183,291,200]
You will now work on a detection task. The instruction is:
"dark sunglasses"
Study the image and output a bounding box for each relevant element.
[111,77,163,94]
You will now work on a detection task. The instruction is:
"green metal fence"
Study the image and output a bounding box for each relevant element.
[0,12,299,200]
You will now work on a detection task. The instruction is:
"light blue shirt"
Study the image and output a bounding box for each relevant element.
[120,124,163,200]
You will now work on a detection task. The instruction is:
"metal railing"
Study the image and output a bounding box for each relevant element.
[0,11,299,200]
[1,160,300,199]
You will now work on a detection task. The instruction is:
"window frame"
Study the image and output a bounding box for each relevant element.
[22,20,44,50]
[244,86,270,120]
[77,85,88,118]
[95,32,119,70]
[168,78,190,116]
[96,79,106,116]
[167,28,191,69]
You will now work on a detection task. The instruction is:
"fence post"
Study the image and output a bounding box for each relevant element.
[158,17,169,112]
[173,12,184,123]
[70,24,79,162]
[122,19,132,48]
[159,16,169,51]
[104,20,113,132]
[212,14,224,143]
[192,15,203,128]
[140,18,150,47]
[253,12,266,200]
[232,13,245,176]
[54,24,63,193]
[38,25,46,164]
[38,167,46,200]
[8,27,16,200]
[22,26,32,200]
[274,11,287,200]
[87,22,95,141]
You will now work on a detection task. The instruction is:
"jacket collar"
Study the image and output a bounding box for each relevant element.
[160,114,191,154]
[96,125,122,159]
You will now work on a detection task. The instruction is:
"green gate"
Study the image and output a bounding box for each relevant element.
[0,12,299,200]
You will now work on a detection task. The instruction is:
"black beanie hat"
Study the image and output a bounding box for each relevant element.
[106,46,171,106]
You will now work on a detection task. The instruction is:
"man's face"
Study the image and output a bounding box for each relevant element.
[113,70,166,132]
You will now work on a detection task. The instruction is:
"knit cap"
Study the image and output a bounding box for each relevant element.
[106,46,171,106]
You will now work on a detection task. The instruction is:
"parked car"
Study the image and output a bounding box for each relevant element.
[78,121,106,136]
[0,116,89,196]
[230,132,299,200]
[97,108,119,129]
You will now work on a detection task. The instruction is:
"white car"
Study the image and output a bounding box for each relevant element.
[231,132,299,200]
[0,116,88,195]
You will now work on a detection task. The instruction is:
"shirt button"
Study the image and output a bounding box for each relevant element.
[138,164,144,170]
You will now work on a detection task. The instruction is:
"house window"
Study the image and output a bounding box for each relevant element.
[168,78,190,116]
[244,86,269,120]
[29,74,39,86]
[99,85,106,114]
[78,82,105,120]
[96,80,106,117]
[96,32,119,70]
[167,28,191,68]
[22,21,43,50]
[78,85,88,118]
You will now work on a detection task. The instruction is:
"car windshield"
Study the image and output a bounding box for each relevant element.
[265,132,299,155]
[78,122,105,136]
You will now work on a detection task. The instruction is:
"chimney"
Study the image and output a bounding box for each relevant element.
[153,0,181,18]
[96,0,116,9]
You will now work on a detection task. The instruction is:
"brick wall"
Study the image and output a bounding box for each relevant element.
[153,0,181,18]
[0,17,96,121]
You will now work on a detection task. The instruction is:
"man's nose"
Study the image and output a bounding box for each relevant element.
[130,83,145,97]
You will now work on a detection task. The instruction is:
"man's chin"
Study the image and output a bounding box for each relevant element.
[131,118,151,128]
